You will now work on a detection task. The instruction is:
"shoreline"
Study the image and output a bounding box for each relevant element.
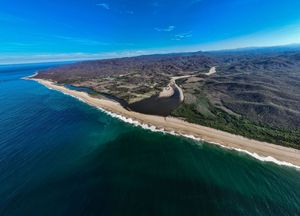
[31,78,300,169]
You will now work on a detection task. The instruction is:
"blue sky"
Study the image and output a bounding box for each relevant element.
[1,0,300,64]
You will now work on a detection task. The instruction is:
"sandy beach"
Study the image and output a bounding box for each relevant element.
[205,66,216,76]
[32,78,300,167]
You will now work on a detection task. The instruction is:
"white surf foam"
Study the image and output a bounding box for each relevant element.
[93,105,300,170]
[22,73,38,80]
[208,141,300,170]
[37,80,300,170]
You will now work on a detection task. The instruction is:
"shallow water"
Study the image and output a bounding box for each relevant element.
[129,84,181,116]
[0,63,299,215]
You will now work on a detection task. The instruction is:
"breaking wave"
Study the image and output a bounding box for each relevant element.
[38,79,300,170]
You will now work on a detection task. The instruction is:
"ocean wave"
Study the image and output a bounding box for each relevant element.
[208,141,300,170]
[38,81,300,170]
[22,73,38,80]
[93,105,300,170]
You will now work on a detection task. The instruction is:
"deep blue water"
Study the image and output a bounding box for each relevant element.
[0,63,299,215]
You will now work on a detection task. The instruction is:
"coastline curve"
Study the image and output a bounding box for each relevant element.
[29,77,300,170]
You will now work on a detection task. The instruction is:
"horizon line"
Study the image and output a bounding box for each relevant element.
[1,43,299,66]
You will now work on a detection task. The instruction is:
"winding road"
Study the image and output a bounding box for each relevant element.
[167,66,217,102]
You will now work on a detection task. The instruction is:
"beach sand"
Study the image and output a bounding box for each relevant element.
[32,78,300,167]
[205,66,216,76]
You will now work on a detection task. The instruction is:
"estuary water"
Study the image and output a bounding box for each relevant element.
[0,63,299,215]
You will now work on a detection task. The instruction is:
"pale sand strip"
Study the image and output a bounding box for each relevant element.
[205,66,216,76]
[32,78,300,167]
[159,86,174,98]
[159,75,191,100]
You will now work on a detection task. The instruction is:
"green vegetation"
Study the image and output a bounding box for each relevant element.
[35,50,300,148]
[172,102,300,149]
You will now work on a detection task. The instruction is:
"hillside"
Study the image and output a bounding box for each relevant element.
[34,49,300,148]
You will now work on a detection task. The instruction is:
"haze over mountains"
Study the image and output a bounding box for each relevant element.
[34,45,300,148]
[2,1,300,214]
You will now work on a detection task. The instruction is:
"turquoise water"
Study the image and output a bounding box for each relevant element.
[0,63,299,215]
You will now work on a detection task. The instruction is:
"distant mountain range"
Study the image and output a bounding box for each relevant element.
[34,45,300,149]
[208,43,300,54]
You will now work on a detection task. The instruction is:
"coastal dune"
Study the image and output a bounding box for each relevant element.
[32,78,300,168]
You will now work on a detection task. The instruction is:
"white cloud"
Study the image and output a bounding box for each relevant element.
[96,3,110,10]
[173,32,193,40]
[154,25,175,32]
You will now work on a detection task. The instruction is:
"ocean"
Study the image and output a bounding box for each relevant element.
[0,63,299,215]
